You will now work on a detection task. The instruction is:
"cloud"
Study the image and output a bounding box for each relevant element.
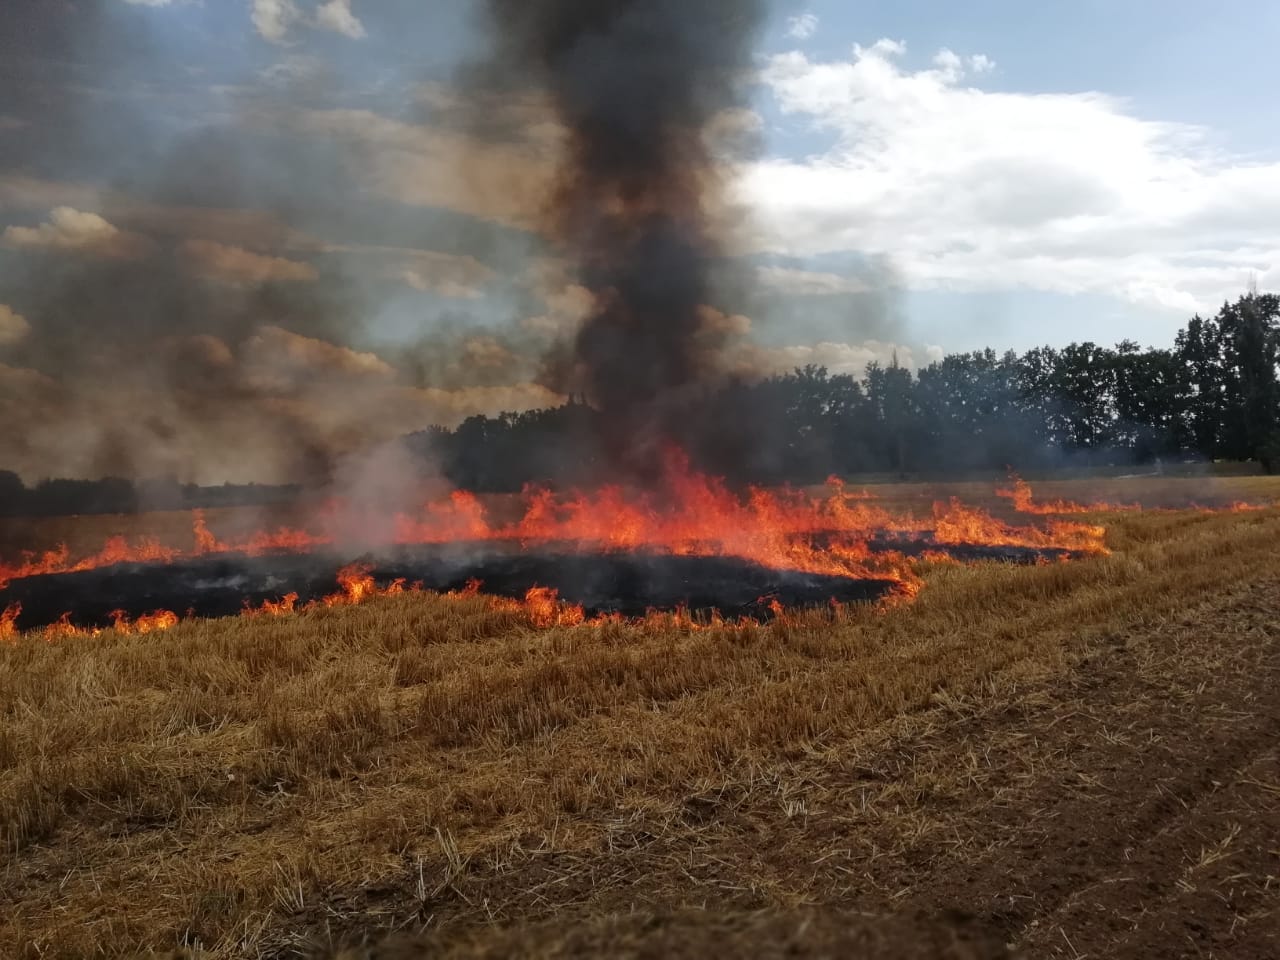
[116,203,322,252]
[521,283,594,338]
[2,207,151,259]
[315,243,496,298]
[315,0,366,39]
[786,14,819,40]
[120,0,179,6]
[741,339,935,378]
[0,176,102,213]
[252,0,301,43]
[756,265,871,296]
[180,238,318,285]
[741,39,1280,313]
[252,0,366,44]
[242,325,392,390]
[291,107,559,228]
[0,305,30,346]
[383,249,493,298]
[405,381,560,425]
[260,54,324,85]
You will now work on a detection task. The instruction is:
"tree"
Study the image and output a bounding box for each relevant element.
[0,470,25,516]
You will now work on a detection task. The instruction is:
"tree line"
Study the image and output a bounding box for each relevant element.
[0,474,301,519]
[414,292,1280,489]
[4,291,1277,516]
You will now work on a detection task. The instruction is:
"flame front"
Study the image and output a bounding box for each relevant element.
[6,451,1270,640]
[0,454,1118,607]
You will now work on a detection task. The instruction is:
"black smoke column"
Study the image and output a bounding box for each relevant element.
[482,0,765,482]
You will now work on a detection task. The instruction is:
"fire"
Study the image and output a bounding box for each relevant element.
[389,452,1109,589]
[0,537,181,590]
[0,512,331,590]
[5,450,1274,640]
[0,455,1111,618]
[247,592,300,617]
[996,472,1140,515]
[1,603,18,641]
[321,565,408,607]
[517,586,586,628]
[1,456,1116,596]
[10,607,183,641]
[109,609,181,634]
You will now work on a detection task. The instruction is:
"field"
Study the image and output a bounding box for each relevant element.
[2,475,1279,958]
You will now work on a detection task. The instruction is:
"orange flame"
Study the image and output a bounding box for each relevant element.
[247,592,300,617]
[0,453,1118,620]
[110,609,181,635]
[996,472,1140,515]
[518,586,586,628]
[1,603,19,641]
[11,451,1273,640]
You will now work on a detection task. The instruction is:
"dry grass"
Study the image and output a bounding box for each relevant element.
[2,478,1279,957]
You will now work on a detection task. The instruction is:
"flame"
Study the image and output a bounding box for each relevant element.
[43,612,80,639]
[996,472,1140,515]
[247,592,300,617]
[1,603,18,641]
[0,454,1114,611]
[1221,500,1266,513]
[8,449,1273,641]
[389,452,1108,592]
[192,509,223,553]
[110,609,181,635]
[321,564,408,607]
[12,607,184,641]
[518,586,586,628]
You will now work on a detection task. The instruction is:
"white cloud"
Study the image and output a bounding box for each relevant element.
[389,250,492,299]
[315,0,365,39]
[242,325,392,391]
[740,40,1280,313]
[290,108,559,228]
[521,283,594,338]
[260,54,323,84]
[0,305,30,346]
[4,206,115,247]
[786,13,819,40]
[120,0,179,6]
[742,42,1280,312]
[2,207,151,259]
[734,339,933,378]
[253,0,366,44]
[252,0,301,43]
[756,265,871,296]
[181,238,318,285]
[0,176,102,212]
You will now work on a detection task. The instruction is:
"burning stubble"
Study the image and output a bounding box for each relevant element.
[477,0,766,479]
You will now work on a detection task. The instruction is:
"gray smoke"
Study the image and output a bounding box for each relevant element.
[474,0,767,476]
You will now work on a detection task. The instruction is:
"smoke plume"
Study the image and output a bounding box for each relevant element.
[477,0,767,477]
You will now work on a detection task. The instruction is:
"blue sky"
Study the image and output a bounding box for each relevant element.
[737,3,1280,353]
[2,0,1279,480]
[767,2,1280,145]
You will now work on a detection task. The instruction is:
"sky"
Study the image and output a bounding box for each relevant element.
[1,0,1278,482]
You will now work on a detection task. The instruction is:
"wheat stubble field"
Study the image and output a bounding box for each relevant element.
[2,476,1279,959]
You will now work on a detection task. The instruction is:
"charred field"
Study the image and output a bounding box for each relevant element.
[2,475,1280,959]
[0,546,902,631]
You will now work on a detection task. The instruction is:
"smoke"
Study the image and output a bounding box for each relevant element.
[3,1,900,491]
[0,1,554,486]
[474,0,767,479]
